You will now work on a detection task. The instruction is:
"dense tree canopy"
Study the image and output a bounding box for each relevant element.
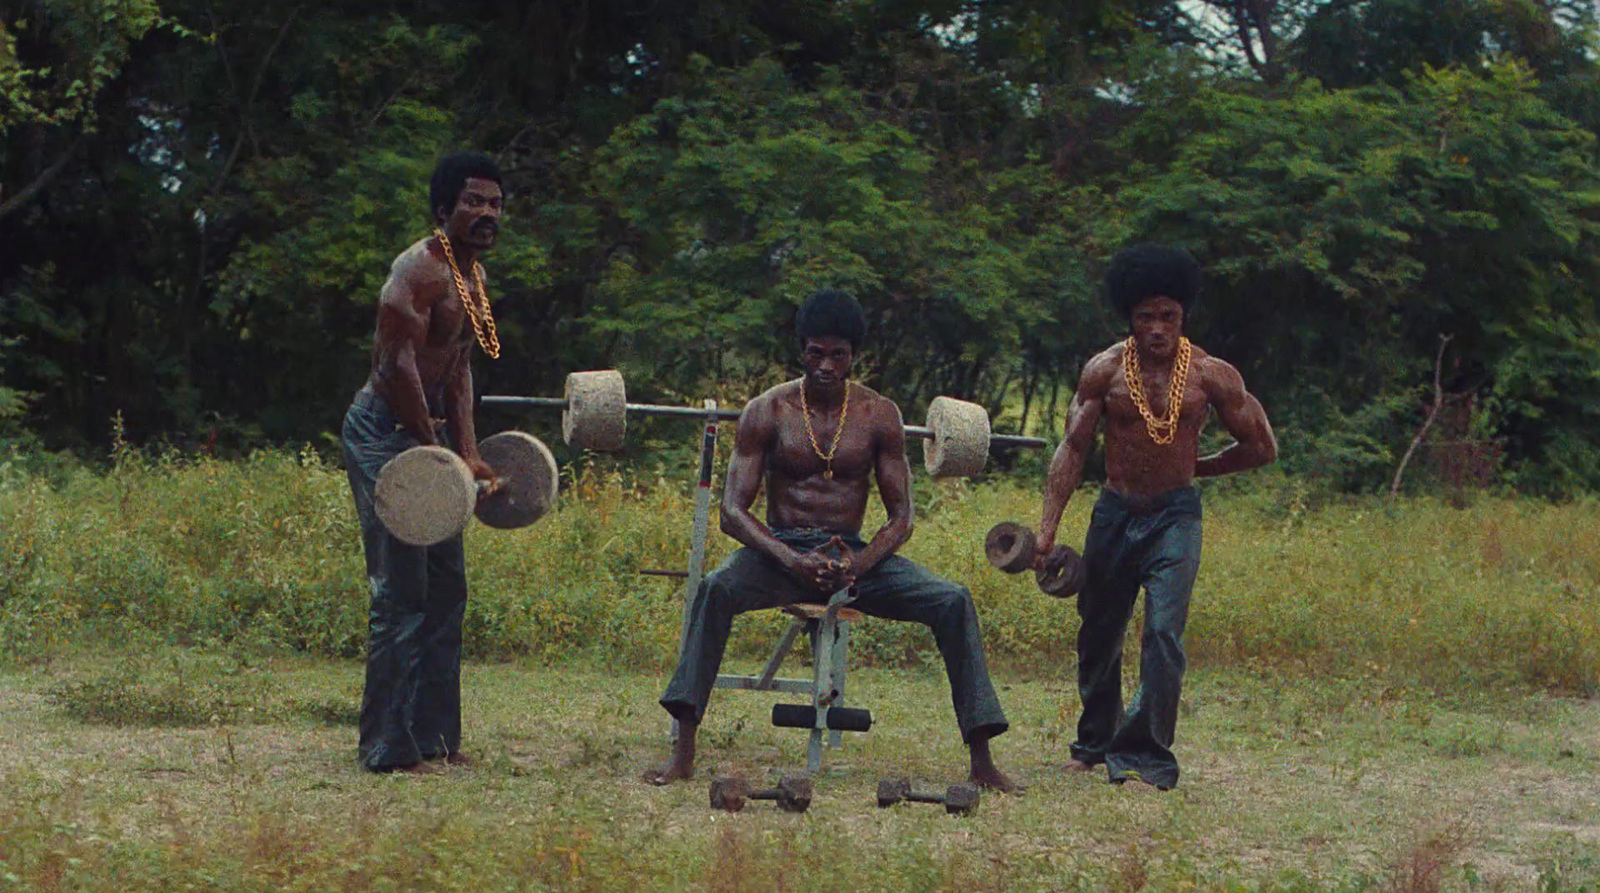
[2,0,1597,494]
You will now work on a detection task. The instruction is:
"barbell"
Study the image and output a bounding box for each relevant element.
[483,370,1047,478]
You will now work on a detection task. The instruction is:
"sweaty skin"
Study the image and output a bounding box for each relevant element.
[1036,294,1276,776]
[1034,295,1278,567]
[645,334,1020,791]
[368,176,503,484]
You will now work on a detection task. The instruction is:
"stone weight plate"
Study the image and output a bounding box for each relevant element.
[474,431,559,530]
[374,445,476,547]
[984,521,1037,573]
[562,370,627,451]
[924,396,990,478]
[1035,544,1086,598]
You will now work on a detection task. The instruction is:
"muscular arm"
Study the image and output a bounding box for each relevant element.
[1194,359,1277,478]
[1036,357,1111,555]
[443,348,481,464]
[719,397,801,570]
[373,258,440,446]
[849,400,913,578]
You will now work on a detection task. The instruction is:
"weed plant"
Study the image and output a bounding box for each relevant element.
[0,447,1596,696]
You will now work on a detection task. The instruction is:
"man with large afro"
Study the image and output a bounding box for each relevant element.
[1032,243,1278,790]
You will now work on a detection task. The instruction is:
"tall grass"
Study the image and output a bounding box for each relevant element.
[1,447,1597,693]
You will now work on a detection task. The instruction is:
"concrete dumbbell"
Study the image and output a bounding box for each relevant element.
[708,775,813,813]
[875,778,980,816]
[374,431,558,546]
[983,521,1085,598]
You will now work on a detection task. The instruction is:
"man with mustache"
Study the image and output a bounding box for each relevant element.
[645,289,1020,792]
[1033,244,1277,790]
[340,152,504,773]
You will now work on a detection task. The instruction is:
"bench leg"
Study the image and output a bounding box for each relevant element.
[828,619,851,750]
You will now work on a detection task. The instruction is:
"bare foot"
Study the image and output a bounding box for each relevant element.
[1064,758,1099,773]
[967,735,1026,793]
[443,753,472,768]
[969,766,1026,793]
[641,760,694,786]
[643,720,697,786]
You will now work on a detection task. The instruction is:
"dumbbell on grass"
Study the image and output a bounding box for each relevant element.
[983,521,1085,598]
[875,778,980,816]
[708,775,813,813]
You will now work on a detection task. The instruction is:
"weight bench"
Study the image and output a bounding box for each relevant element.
[712,588,871,773]
[657,400,872,773]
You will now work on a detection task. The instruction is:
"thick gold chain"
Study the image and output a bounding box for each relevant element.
[433,228,500,359]
[799,381,851,479]
[1123,336,1192,445]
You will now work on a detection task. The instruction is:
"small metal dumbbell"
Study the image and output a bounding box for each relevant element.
[709,775,813,813]
[875,777,981,816]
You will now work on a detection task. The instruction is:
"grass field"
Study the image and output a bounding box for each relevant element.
[1,650,1598,891]
[1,449,1598,889]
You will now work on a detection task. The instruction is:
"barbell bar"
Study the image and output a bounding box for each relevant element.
[483,393,1046,447]
[483,370,1046,478]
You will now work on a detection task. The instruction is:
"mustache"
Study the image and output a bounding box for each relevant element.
[471,219,497,234]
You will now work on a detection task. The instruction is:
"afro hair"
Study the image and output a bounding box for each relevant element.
[1104,244,1202,320]
[429,152,503,223]
[795,289,867,349]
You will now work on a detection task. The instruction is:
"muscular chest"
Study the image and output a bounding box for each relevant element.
[771,406,874,479]
[1107,369,1208,431]
[423,273,475,350]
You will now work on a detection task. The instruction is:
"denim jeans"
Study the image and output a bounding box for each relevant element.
[342,385,467,771]
[1070,487,1203,789]
[661,527,1009,743]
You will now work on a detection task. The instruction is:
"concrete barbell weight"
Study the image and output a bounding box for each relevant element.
[562,370,627,452]
[983,521,1037,574]
[708,775,813,813]
[874,777,980,816]
[923,396,991,478]
[374,431,558,546]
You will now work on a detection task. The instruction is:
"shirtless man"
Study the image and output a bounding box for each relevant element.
[1034,244,1277,790]
[646,289,1019,791]
[340,152,504,773]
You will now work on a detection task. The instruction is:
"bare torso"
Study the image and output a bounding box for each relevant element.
[756,379,897,532]
[1036,336,1276,553]
[1100,340,1220,498]
[369,238,475,403]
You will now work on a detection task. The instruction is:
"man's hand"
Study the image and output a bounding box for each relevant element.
[791,536,855,594]
[465,456,504,505]
[1032,526,1058,573]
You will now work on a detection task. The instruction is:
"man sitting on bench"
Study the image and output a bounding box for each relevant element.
[644,289,1020,792]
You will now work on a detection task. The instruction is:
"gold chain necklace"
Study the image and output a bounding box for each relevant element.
[433,228,500,359]
[799,381,851,479]
[1123,336,1192,445]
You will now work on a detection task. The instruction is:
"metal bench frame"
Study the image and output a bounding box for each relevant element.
[669,399,863,774]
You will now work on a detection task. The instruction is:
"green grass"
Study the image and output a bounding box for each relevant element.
[0,651,1597,891]
[1,449,1597,693]
[1,450,1599,887]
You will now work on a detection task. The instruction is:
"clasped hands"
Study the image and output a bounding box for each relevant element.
[791,535,858,595]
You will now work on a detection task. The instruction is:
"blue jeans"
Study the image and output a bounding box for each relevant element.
[342,386,467,771]
[1070,487,1203,789]
[661,528,1009,743]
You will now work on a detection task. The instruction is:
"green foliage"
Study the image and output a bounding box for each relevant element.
[0,0,192,134]
[1114,58,1600,490]
[2,0,1599,494]
[2,452,1598,697]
